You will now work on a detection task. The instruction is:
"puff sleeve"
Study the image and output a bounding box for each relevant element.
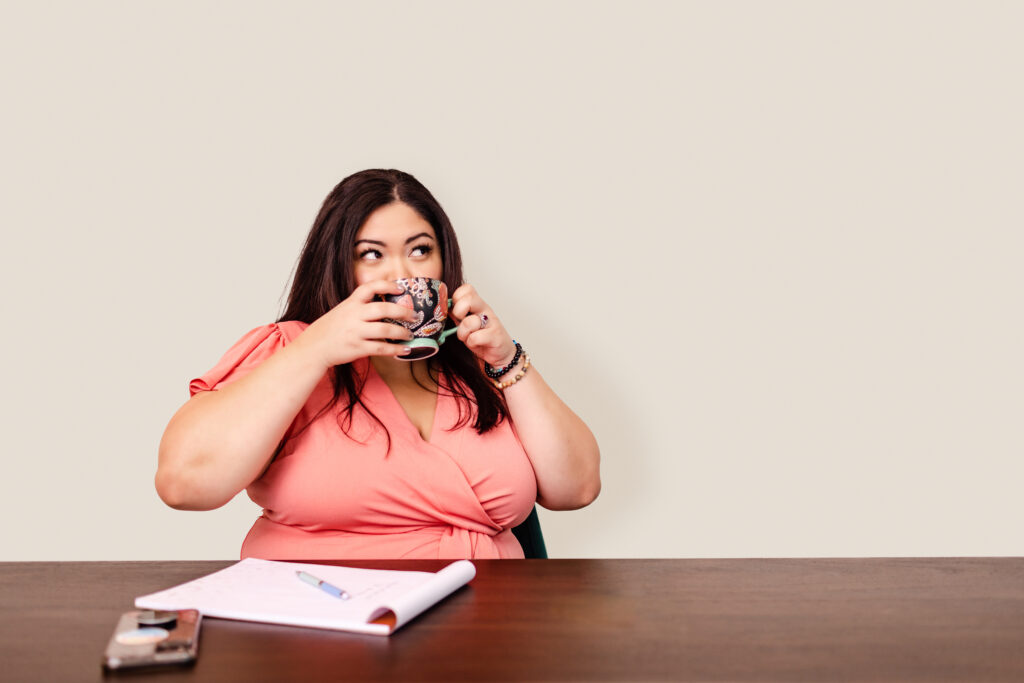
[189,323,291,396]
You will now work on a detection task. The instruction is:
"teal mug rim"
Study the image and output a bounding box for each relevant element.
[396,331,456,361]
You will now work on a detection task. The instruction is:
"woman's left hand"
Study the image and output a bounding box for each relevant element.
[449,284,517,367]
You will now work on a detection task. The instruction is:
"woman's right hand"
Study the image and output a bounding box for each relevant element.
[299,280,417,367]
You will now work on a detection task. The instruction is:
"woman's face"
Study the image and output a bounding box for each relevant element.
[352,202,443,285]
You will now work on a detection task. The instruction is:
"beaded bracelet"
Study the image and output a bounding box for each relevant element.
[484,341,522,379]
[493,354,531,390]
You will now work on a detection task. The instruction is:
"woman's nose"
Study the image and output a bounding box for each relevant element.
[387,259,413,281]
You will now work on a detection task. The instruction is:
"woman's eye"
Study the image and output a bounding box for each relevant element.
[358,248,383,261]
[410,244,433,257]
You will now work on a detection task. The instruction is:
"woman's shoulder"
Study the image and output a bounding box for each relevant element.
[189,320,311,395]
[218,320,310,359]
[273,320,310,343]
[222,320,310,348]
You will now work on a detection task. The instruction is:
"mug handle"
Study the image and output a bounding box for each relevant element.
[433,297,493,346]
[438,299,458,344]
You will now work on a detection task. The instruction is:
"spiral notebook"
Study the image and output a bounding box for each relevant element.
[135,558,476,636]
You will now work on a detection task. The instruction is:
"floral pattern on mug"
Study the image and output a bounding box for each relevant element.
[418,321,444,337]
[381,278,449,339]
[393,293,415,311]
[403,277,435,308]
[434,282,449,321]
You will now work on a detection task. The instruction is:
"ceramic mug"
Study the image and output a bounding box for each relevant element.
[380,277,457,360]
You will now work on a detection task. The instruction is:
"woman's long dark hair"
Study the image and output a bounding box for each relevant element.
[277,169,508,444]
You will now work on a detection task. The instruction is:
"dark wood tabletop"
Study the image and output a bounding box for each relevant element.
[1,558,1023,681]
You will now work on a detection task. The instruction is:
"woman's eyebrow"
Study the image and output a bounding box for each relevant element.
[354,232,434,247]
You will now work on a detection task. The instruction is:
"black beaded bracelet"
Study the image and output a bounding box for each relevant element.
[484,341,522,379]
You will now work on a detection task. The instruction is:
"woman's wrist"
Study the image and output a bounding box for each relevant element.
[294,322,341,372]
[493,343,518,368]
[484,340,522,378]
[492,351,531,390]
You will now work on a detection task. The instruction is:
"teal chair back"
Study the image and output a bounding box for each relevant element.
[511,506,547,559]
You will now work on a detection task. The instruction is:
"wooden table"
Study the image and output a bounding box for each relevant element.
[1,558,1023,681]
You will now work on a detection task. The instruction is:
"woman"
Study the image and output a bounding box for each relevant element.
[156,169,600,559]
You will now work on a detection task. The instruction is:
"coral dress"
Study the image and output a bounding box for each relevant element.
[189,321,538,560]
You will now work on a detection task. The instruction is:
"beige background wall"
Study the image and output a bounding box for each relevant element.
[1,2,1020,560]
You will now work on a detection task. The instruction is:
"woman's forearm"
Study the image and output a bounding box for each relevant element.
[445,285,601,509]
[155,334,329,510]
[502,361,601,510]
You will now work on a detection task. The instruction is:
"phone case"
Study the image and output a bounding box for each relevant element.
[102,609,201,669]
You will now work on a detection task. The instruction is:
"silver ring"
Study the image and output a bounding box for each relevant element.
[479,314,489,329]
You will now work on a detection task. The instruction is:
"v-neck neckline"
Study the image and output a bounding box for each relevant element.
[366,360,442,444]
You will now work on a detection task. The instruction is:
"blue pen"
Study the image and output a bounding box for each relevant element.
[296,570,352,600]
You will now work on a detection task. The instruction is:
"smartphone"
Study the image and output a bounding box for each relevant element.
[102,609,201,670]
